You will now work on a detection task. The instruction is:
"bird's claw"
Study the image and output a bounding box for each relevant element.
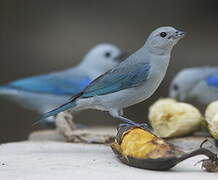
[118,122,150,131]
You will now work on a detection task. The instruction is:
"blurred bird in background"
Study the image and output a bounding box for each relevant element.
[169,67,218,106]
[40,27,185,137]
[0,43,125,126]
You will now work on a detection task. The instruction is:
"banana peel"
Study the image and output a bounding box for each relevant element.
[111,124,218,172]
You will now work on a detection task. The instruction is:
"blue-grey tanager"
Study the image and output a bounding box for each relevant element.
[40,26,185,127]
[169,66,218,105]
[0,43,125,125]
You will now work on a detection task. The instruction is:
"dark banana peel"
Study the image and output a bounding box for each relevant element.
[203,120,218,149]
[111,124,218,172]
[215,139,218,148]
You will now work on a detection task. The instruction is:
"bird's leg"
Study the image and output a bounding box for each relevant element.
[116,109,135,129]
[55,110,77,141]
[118,109,124,116]
[95,96,135,125]
[109,109,150,130]
[109,109,137,125]
[116,116,137,125]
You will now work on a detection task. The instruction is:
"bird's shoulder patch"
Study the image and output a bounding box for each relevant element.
[206,75,218,88]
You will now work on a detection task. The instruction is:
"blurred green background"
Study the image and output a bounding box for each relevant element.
[0,0,218,142]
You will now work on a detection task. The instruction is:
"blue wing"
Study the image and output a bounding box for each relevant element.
[40,63,150,120]
[81,63,151,98]
[6,74,91,95]
[206,75,218,88]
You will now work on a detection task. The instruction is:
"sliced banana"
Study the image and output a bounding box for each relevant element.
[149,98,203,138]
[205,101,218,139]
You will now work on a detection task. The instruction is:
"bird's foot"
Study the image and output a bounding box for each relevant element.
[118,122,150,131]
[117,123,131,130]
[136,123,151,131]
[55,111,77,141]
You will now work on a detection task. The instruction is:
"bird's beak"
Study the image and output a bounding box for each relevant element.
[169,30,186,40]
[114,52,128,62]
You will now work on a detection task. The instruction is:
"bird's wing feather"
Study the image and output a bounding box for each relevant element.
[7,74,91,95]
[81,62,151,97]
[206,75,218,88]
[39,63,151,121]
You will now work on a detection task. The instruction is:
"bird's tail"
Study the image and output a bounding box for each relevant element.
[0,86,18,100]
[0,86,12,96]
[34,100,77,125]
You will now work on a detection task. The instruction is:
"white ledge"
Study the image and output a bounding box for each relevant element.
[0,141,217,180]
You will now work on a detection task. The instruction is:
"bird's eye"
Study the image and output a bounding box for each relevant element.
[173,84,179,91]
[104,52,111,58]
[160,32,167,38]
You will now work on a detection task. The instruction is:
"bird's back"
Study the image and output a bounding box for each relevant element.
[0,67,91,113]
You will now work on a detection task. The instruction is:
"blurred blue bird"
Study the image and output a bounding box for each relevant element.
[40,27,185,128]
[0,43,125,125]
[169,66,218,105]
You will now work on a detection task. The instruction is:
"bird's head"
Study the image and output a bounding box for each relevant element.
[82,43,127,74]
[145,26,186,55]
[169,68,200,102]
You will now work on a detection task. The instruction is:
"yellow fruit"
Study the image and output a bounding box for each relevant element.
[120,128,172,159]
[205,101,218,139]
[111,124,218,171]
[149,98,203,138]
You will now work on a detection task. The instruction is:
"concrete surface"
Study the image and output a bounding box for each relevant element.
[0,141,217,180]
[29,127,116,143]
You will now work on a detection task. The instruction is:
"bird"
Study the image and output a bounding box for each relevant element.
[40,26,185,128]
[0,43,125,125]
[169,66,218,106]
